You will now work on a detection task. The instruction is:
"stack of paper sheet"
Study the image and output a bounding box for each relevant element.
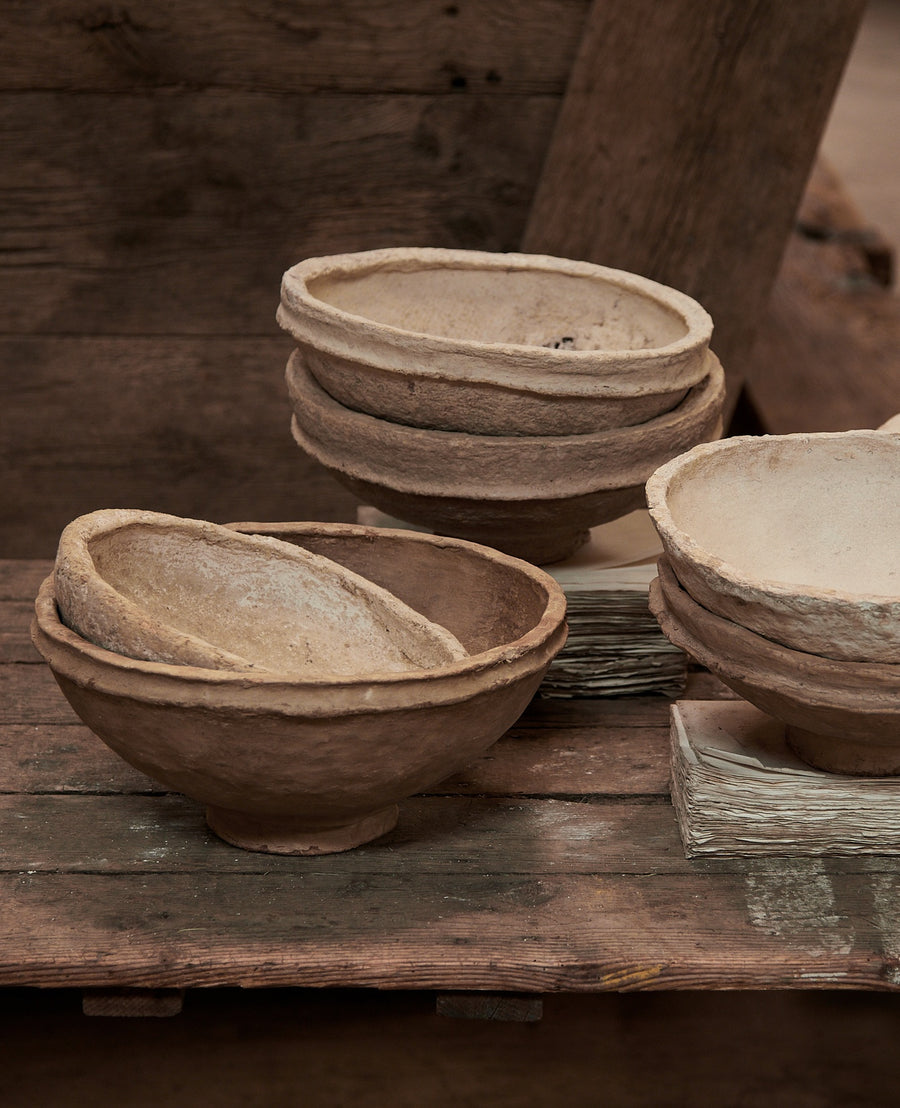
[357,507,686,698]
[670,699,900,856]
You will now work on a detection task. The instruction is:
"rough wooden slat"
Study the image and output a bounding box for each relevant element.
[0,665,80,725]
[0,0,588,94]
[0,561,52,600]
[0,338,357,558]
[438,723,670,797]
[0,719,671,798]
[522,0,866,408]
[2,869,898,992]
[0,92,557,336]
[0,603,41,662]
[0,724,161,795]
[0,794,686,876]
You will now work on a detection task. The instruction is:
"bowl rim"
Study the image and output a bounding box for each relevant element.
[278,247,713,383]
[646,430,900,608]
[32,522,568,696]
[287,349,725,500]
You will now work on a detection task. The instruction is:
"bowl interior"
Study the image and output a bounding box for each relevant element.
[308,264,689,351]
[663,433,900,596]
[231,526,553,656]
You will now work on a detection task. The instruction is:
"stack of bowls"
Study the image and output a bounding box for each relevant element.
[33,514,567,855]
[278,247,725,564]
[646,429,900,775]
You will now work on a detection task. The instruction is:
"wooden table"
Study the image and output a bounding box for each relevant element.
[4,557,900,1008]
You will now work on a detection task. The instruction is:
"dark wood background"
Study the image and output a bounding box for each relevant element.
[4,0,895,559]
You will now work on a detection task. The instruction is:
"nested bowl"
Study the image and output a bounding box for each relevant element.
[650,557,900,775]
[53,508,468,674]
[646,430,900,663]
[32,522,567,855]
[277,247,714,435]
[287,349,725,564]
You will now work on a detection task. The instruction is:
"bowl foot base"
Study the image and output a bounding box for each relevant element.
[437,526,590,566]
[205,804,400,855]
[786,726,900,777]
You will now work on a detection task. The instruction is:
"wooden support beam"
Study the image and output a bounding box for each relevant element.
[522,0,866,412]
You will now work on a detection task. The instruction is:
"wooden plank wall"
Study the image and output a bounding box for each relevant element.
[523,0,866,404]
[0,1,589,556]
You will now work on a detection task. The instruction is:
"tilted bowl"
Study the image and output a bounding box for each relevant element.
[32,522,568,855]
[53,508,468,674]
[646,430,900,662]
[278,247,714,435]
[650,556,900,776]
[287,349,725,564]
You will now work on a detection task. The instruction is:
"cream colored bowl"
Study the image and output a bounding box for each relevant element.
[278,247,714,435]
[646,430,900,663]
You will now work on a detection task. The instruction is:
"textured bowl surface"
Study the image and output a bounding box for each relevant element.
[288,349,724,564]
[647,431,900,662]
[650,556,900,776]
[54,508,468,675]
[278,247,713,434]
[32,523,567,854]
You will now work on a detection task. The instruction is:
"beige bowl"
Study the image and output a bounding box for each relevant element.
[646,430,900,663]
[650,557,900,776]
[32,523,567,855]
[278,247,713,435]
[287,349,725,564]
[53,509,467,674]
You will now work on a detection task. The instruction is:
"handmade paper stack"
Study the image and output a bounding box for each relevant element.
[671,700,900,857]
[358,506,687,698]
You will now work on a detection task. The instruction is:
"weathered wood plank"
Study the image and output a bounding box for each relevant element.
[0,561,52,600]
[0,338,357,558]
[0,1,588,94]
[2,869,897,991]
[0,603,41,663]
[0,724,161,794]
[1,92,557,336]
[0,719,672,797]
[522,0,866,408]
[0,794,684,876]
[0,665,80,725]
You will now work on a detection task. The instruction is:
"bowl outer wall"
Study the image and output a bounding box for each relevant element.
[299,341,690,436]
[645,431,900,663]
[286,350,726,499]
[46,664,550,820]
[648,559,900,745]
[31,522,568,817]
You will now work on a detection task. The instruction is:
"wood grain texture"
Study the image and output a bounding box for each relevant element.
[522,0,866,400]
[0,0,588,94]
[0,91,557,336]
[2,870,899,991]
[0,338,357,558]
[5,563,900,994]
